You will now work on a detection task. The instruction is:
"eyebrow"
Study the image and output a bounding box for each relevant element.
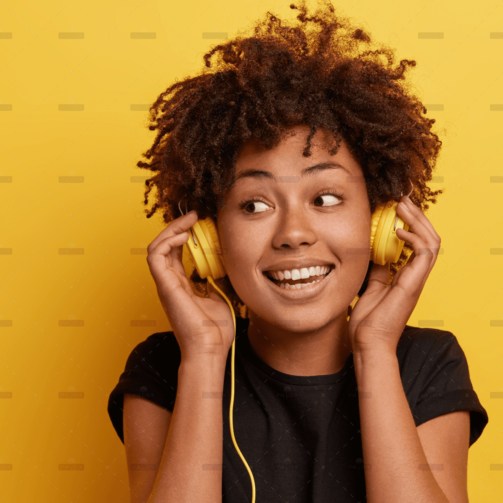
[233,161,351,183]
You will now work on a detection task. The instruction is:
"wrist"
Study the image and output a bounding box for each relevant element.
[353,347,398,371]
[180,352,228,370]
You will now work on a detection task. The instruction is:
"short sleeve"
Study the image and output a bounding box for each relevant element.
[107,331,181,444]
[408,331,489,447]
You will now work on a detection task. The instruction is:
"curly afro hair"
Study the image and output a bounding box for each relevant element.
[138,0,444,317]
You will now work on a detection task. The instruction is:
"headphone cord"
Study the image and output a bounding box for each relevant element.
[207,276,257,503]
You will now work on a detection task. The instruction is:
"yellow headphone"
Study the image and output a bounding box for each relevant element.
[178,182,412,503]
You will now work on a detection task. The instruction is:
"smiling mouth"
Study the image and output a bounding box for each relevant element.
[263,266,334,289]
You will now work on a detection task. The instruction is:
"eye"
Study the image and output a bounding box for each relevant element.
[313,190,344,207]
[238,190,344,214]
[239,198,271,214]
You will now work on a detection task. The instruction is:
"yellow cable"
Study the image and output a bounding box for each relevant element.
[207,276,256,503]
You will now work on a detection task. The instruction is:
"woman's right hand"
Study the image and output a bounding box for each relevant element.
[146,210,236,362]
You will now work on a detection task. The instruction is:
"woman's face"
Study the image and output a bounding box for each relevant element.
[217,125,372,333]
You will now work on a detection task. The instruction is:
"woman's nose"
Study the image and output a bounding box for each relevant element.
[270,208,318,250]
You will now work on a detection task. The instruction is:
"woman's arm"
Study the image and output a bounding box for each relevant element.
[354,349,468,503]
[124,395,173,503]
[145,354,227,503]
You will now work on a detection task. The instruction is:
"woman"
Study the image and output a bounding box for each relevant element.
[108,2,488,502]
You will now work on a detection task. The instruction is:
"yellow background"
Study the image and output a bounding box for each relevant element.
[1,0,501,501]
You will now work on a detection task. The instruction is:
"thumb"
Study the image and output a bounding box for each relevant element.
[206,279,229,304]
[208,290,224,303]
[367,261,391,285]
[207,275,233,297]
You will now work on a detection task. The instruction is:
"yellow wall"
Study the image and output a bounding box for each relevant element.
[0,0,500,501]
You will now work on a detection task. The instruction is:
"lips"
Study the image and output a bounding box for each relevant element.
[263,264,334,298]
[264,266,334,286]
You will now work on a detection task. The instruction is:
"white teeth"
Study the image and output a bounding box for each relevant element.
[279,277,324,289]
[267,265,332,281]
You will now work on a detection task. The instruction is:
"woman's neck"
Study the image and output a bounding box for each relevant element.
[246,310,353,377]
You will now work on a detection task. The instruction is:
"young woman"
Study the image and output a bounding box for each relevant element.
[108,2,488,502]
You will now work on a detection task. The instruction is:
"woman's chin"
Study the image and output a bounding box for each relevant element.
[246,302,349,334]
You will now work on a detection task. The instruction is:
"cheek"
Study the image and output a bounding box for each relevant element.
[218,223,277,309]
[326,219,371,285]
[348,227,371,260]
[220,233,264,306]
[219,223,262,280]
[325,214,371,258]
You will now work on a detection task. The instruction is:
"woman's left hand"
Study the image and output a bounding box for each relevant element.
[348,194,441,356]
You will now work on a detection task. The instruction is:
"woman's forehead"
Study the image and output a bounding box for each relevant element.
[234,132,360,179]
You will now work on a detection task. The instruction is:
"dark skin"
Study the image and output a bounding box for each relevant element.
[215,125,372,376]
[148,119,448,503]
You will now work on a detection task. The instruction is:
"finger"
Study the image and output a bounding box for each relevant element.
[147,210,199,253]
[396,202,440,262]
[396,225,439,266]
[395,227,436,288]
[208,290,225,304]
[365,261,390,292]
[389,250,414,286]
[148,231,190,278]
[207,276,234,301]
[399,195,440,243]
[396,199,433,244]
[405,250,416,265]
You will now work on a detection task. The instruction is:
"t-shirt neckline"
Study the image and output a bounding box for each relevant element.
[235,316,354,386]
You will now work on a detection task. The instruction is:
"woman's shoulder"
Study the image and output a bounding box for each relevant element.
[125,330,181,370]
[107,330,181,444]
[113,330,182,394]
[398,323,456,347]
[396,324,464,364]
[128,330,181,361]
[397,324,489,446]
[396,324,466,377]
[396,323,480,405]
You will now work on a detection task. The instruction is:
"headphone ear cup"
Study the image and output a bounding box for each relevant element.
[370,201,409,265]
[183,217,226,280]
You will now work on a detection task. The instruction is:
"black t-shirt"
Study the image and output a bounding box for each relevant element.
[108,317,488,503]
